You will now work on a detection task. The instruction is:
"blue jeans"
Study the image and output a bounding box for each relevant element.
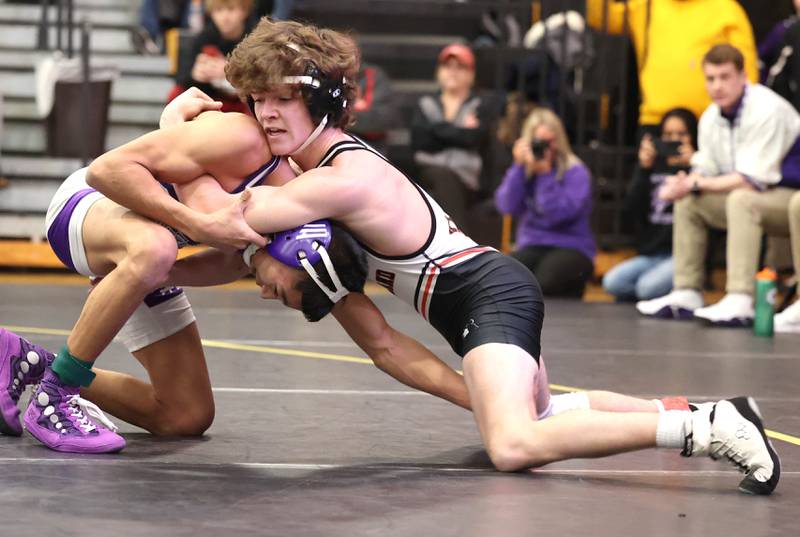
[602,255,673,300]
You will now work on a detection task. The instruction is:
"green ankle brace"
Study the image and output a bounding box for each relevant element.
[51,347,96,388]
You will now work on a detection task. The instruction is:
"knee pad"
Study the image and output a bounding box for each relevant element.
[117,287,196,352]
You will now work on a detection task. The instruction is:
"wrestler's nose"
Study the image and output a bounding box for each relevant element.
[258,100,278,121]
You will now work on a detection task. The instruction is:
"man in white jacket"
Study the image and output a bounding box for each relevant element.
[638,44,800,326]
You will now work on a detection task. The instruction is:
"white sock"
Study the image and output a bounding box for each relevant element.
[685,402,714,456]
[656,410,690,449]
[549,392,591,416]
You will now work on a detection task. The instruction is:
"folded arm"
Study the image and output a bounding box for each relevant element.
[333,292,472,410]
[87,112,270,249]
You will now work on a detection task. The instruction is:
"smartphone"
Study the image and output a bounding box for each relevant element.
[654,139,682,157]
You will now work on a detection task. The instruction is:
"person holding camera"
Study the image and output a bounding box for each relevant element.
[494,107,595,298]
[603,108,698,301]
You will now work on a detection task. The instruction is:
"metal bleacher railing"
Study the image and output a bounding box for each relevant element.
[37,0,96,165]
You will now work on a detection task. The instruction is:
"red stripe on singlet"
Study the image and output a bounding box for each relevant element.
[419,265,439,320]
[437,246,492,268]
[418,246,492,319]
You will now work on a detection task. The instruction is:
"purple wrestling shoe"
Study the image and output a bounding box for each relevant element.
[0,329,54,436]
[23,369,125,453]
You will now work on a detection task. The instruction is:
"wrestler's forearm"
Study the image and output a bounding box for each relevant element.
[167,248,249,287]
[377,329,472,411]
[87,156,203,237]
[334,294,472,410]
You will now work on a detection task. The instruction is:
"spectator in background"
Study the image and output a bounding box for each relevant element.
[776,190,800,333]
[495,107,596,298]
[132,0,203,55]
[585,0,757,135]
[759,0,800,112]
[637,44,800,326]
[349,62,397,155]
[251,0,295,21]
[411,44,491,236]
[758,0,799,80]
[603,108,697,301]
[168,0,254,114]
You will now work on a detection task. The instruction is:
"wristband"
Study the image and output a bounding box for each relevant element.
[690,179,701,197]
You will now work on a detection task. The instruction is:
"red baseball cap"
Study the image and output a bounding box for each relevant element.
[437,43,475,70]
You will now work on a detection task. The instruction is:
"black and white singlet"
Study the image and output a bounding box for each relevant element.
[317,137,545,361]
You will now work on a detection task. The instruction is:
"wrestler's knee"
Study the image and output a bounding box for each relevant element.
[121,227,178,288]
[484,427,540,472]
[152,399,215,437]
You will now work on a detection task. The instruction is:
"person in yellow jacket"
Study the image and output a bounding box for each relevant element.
[586,0,758,128]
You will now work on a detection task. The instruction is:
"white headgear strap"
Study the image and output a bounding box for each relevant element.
[298,241,349,303]
[292,113,328,154]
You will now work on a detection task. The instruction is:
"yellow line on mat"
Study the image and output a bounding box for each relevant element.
[3,324,799,447]
[1,326,72,337]
[200,339,373,364]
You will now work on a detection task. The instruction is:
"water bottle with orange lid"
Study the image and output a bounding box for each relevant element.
[754,268,777,337]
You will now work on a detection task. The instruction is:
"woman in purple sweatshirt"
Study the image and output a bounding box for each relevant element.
[495,107,596,297]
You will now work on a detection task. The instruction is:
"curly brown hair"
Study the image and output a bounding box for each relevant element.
[225,17,361,128]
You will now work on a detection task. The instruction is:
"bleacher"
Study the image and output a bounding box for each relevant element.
[1,0,170,241]
[0,0,639,285]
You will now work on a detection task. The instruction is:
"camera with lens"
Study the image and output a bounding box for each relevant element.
[530,138,550,159]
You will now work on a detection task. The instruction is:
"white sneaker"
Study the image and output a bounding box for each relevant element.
[694,293,754,327]
[636,289,703,319]
[775,300,800,334]
[710,397,780,495]
[683,398,780,495]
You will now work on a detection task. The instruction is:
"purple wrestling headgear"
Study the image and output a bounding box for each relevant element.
[267,220,349,303]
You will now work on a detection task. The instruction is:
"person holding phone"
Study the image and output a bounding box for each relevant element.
[603,108,698,301]
[637,45,800,326]
[495,107,596,297]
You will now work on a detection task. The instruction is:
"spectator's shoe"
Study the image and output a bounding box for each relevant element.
[23,369,125,454]
[636,289,703,319]
[694,293,754,327]
[682,398,780,495]
[775,300,800,334]
[0,329,54,436]
[130,26,160,56]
